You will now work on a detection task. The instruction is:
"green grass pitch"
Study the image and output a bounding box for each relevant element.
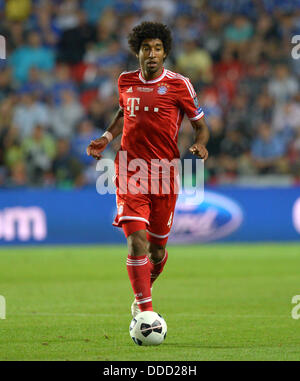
[0,244,299,361]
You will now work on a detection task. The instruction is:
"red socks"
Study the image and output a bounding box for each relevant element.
[126,254,153,312]
[149,250,168,287]
[126,251,169,312]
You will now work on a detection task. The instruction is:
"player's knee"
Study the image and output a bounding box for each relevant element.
[148,242,165,263]
[127,230,148,256]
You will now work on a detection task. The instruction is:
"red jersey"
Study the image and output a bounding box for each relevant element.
[115,67,204,180]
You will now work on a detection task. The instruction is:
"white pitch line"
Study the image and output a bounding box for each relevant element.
[11,312,287,318]
[12,312,128,317]
[173,313,287,318]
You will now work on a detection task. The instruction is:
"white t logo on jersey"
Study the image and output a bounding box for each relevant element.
[127,97,140,117]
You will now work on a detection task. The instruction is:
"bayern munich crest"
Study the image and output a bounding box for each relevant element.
[157,84,168,95]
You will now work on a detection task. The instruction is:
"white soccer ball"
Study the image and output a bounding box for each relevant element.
[129,311,167,346]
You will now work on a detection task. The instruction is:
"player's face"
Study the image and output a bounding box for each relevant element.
[138,39,166,75]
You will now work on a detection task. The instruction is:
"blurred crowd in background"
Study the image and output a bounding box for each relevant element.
[1,0,300,188]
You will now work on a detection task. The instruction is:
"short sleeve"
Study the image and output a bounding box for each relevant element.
[177,77,204,121]
[118,75,124,110]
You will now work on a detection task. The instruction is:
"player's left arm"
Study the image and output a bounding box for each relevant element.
[189,117,209,160]
[176,77,209,160]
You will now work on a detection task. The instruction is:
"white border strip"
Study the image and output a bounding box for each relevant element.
[118,216,149,224]
[189,112,204,121]
[139,68,167,84]
[146,230,170,239]
[137,297,152,305]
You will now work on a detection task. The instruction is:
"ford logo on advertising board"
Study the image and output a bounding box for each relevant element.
[169,190,243,243]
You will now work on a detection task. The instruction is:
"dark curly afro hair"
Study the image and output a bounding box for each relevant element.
[128,22,172,59]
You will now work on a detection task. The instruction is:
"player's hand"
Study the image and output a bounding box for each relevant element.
[189,143,209,160]
[86,137,108,160]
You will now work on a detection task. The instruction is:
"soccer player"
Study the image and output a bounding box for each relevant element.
[87,22,209,317]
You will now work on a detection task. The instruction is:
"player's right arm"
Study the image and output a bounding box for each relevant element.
[86,107,124,160]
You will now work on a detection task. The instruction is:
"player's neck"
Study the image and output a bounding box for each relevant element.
[140,66,164,81]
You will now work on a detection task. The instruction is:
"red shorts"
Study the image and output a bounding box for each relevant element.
[112,177,177,245]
